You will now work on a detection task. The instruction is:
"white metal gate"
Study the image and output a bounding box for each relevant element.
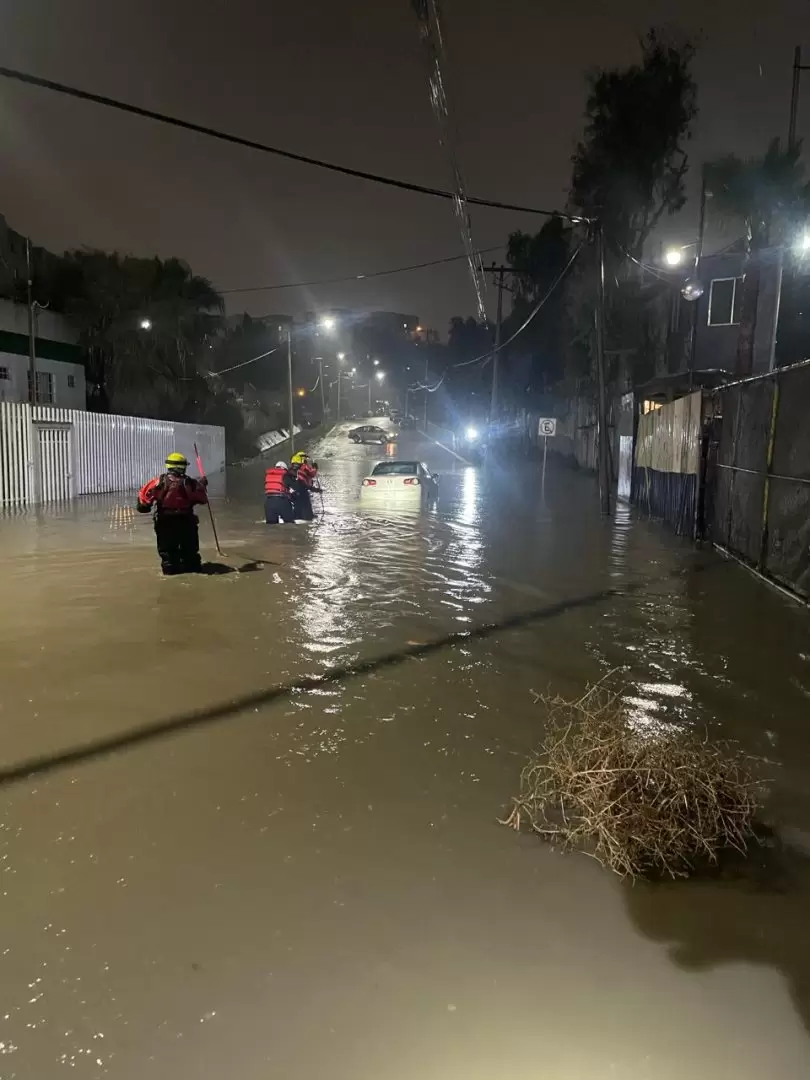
[1,401,225,508]
[35,423,73,502]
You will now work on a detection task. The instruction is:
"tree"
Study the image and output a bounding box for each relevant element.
[209,314,287,396]
[54,251,224,416]
[705,138,810,374]
[571,29,697,259]
[505,215,573,392]
[567,29,697,393]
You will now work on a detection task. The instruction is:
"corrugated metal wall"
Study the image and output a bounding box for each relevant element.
[632,390,703,536]
[0,402,225,506]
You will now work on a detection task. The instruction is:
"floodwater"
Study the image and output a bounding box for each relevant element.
[2,419,810,1079]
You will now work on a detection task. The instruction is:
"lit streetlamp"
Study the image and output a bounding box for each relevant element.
[139,317,152,331]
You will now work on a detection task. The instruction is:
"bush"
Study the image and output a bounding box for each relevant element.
[501,678,764,880]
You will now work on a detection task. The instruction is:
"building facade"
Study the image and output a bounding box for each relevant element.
[0,300,86,409]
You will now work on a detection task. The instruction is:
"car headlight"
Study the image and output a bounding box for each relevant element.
[465,426,479,441]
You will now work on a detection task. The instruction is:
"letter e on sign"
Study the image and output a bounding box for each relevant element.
[538,418,557,437]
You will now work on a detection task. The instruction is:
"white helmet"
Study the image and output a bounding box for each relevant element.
[275,460,288,468]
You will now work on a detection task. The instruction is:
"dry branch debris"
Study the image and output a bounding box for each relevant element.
[501,679,764,879]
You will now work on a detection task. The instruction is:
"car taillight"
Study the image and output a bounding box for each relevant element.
[362,479,376,486]
[403,477,420,485]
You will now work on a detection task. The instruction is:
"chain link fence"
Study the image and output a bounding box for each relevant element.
[709,360,810,600]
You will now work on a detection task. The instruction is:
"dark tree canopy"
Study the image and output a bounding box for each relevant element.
[571,29,697,257]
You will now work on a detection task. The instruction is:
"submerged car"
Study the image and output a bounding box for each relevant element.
[360,460,439,506]
[348,425,397,445]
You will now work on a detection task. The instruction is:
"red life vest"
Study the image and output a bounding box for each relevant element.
[265,467,292,497]
[154,473,199,513]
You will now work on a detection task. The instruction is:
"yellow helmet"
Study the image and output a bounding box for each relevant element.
[291,451,308,465]
[165,452,188,471]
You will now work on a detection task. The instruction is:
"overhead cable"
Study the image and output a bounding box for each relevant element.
[210,345,279,376]
[0,65,582,221]
[221,245,503,296]
[451,240,584,369]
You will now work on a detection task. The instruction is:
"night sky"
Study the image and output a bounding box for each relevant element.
[0,0,806,336]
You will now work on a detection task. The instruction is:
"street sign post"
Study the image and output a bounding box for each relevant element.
[538,418,557,498]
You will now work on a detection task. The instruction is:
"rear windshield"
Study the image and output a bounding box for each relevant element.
[370,462,419,476]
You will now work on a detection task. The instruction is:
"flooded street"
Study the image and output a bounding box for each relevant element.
[2,420,810,1078]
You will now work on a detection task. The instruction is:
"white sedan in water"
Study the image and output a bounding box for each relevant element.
[360,460,439,507]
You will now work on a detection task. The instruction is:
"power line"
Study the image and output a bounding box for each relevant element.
[452,240,584,368]
[407,239,583,394]
[220,245,504,296]
[0,65,583,221]
[210,345,279,376]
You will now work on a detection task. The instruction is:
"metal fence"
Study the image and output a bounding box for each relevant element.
[709,360,810,600]
[0,402,225,507]
[631,390,703,536]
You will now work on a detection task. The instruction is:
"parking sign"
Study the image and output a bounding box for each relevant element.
[538,418,557,437]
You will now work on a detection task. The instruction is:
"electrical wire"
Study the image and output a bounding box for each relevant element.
[0,65,583,221]
[220,244,503,295]
[451,240,584,368]
[210,345,279,376]
[406,243,583,395]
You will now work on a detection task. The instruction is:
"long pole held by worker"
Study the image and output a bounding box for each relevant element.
[194,442,224,556]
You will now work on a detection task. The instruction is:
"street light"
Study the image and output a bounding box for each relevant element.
[139,317,152,331]
[373,357,380,366]
[337,351,346,362]
[320,316,337,332]
[375,370,385,382]
[663,248,684,267]
[795,230,810,255]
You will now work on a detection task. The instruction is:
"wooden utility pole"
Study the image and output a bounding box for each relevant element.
[788,46,809,151]
[422,353,429,429]
[594,224,611,516]
[487,264,506,420]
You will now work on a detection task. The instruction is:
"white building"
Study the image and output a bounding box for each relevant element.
[0,299,86,409]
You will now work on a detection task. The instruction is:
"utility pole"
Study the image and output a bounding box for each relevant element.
[594,223,611,516]
[687,167,708,388]
[488,264,506,420]
[789,46,810,150]
[286,327,295,456]
[317,358,326,419]
[26,238,37,405]
[423,353,429,430]
[336,372,342,422]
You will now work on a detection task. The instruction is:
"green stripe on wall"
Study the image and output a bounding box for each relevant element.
[0,329,82,365]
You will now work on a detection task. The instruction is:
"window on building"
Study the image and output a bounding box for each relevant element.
[27,370,54,405]
[708,277,744,326]
[0,366,9,380]
[67,374,75,388]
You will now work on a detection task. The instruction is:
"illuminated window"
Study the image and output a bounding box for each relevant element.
[708,277,743,326]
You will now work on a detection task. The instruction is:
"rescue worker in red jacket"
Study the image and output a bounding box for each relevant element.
[137,452,208,574]
[290,450,319,521]
[264,460,296,524]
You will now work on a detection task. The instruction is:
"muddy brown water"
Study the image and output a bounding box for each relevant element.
[1,421,810,1078]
